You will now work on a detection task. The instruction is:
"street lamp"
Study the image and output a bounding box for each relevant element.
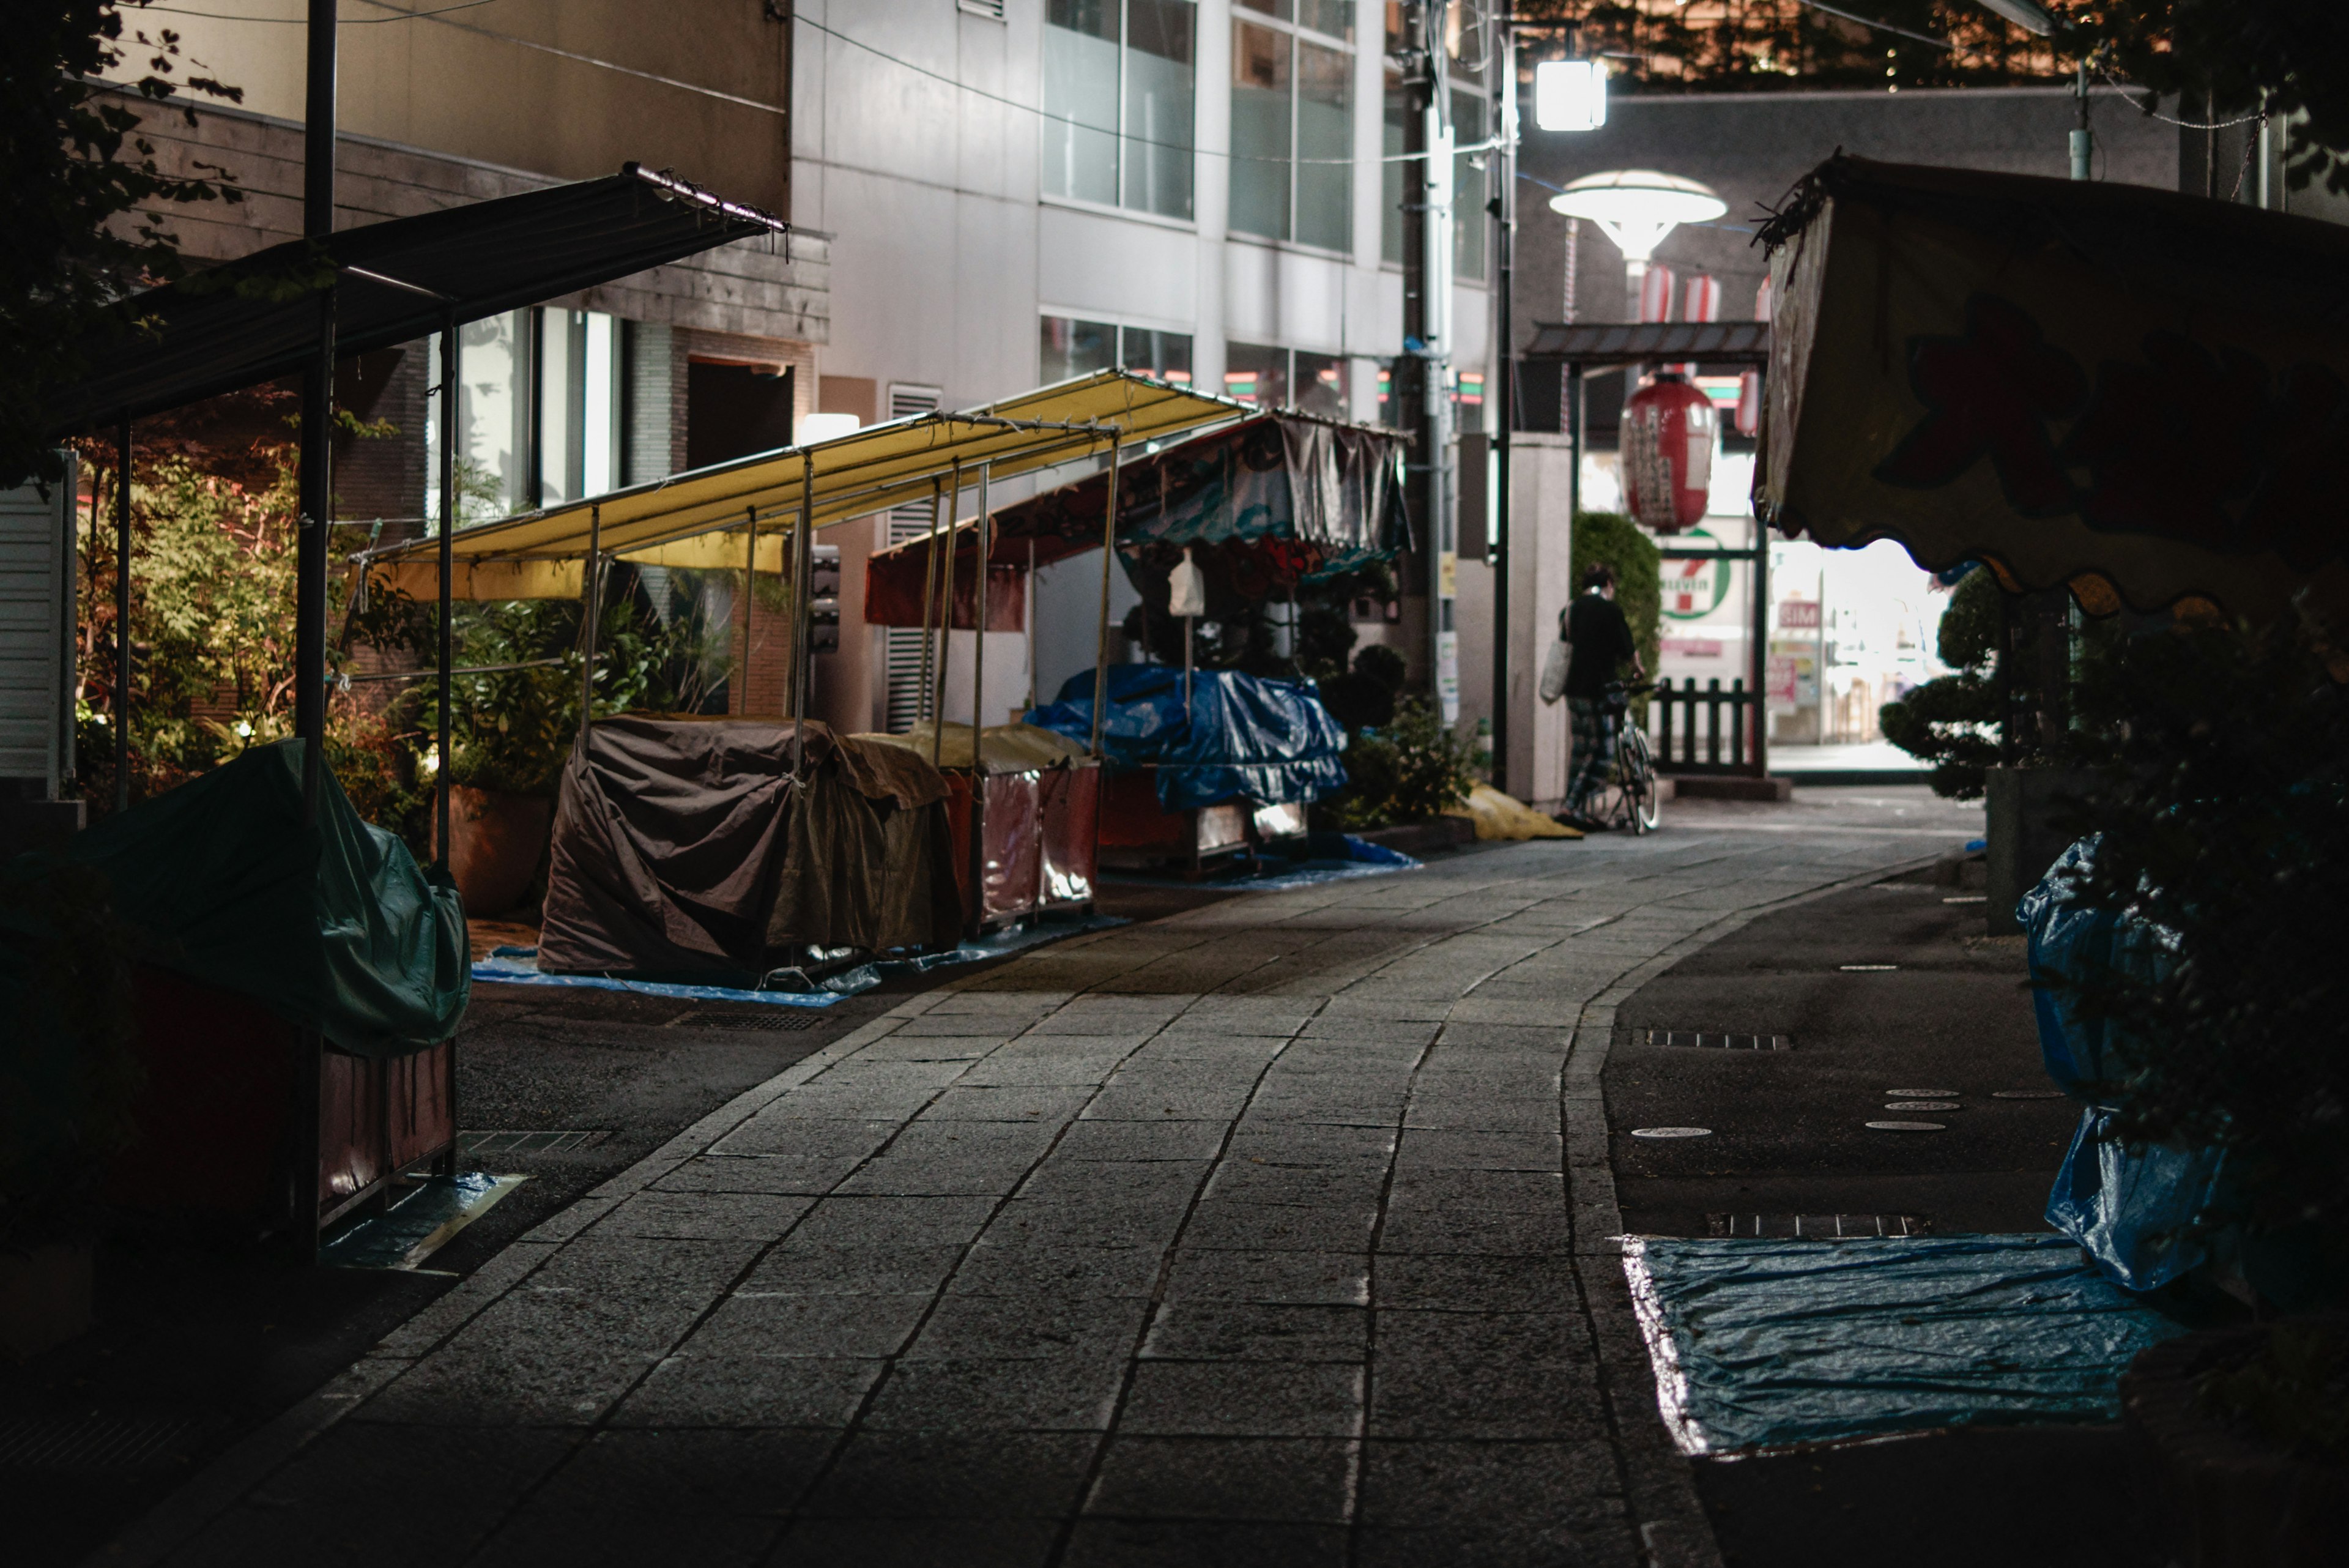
[1547,169,1726,318]
[1532,59,1607,133]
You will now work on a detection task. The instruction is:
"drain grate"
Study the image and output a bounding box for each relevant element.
[1709,1213,1928,1239]
[670,1008,823,1031]
[0,1413,210,1473]
[458,1129,610,1159]
[1647,1030,1791,1051]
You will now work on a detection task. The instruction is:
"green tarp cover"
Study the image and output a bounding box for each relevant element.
[65,740,468,1058]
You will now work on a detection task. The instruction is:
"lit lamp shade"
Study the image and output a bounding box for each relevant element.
[1534,60,1607,132]
[1623,375,1716,534]
[1546,170,1727,264]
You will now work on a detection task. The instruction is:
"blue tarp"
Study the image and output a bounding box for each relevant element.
[1025,665,1348,812]
[2021,839,2227,1293]
[1624,1234,2189,1454]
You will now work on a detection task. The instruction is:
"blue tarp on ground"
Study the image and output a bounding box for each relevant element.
[2021,839,2228,1293]
[1623,1233,2189,1454]
[1024,664,1348,812]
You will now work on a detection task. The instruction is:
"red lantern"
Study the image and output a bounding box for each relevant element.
[1622,373,1715,534]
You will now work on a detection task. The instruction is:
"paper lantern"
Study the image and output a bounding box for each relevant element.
[1623,374,1716,534]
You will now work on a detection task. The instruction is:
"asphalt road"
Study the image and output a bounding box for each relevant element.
[1607,873,2168,1568]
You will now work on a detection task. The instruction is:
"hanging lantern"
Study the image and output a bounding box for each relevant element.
[1622,373,1716,534]
[1735,370,1763,438]
[1638,262,1676,325]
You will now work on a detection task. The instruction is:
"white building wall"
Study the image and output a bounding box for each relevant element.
[798,0,1492,729]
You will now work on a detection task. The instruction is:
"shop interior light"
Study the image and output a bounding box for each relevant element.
[1533,59,1608,133]
[1546,169,1727,265]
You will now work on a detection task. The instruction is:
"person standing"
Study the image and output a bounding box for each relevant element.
[1559,562,1642,830]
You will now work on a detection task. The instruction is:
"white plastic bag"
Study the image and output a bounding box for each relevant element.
[1538,636,1571,704]
[1168,546,1208,617]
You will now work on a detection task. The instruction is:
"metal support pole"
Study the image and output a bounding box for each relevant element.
[1089,437,1122,757]
[1749,526,1769,781]
[738,507,756,716]
[579,505,602,735]
[933,462,960,767]
[2069,59,2093,182]
[1490,21,1516,794]
[113,418,131,814]
[793,448,815,768]
[435,314,456,870]
[967,463,992,938]
[293,0,337,1266]
[1025,539,1037,714]
[917,479,941,727]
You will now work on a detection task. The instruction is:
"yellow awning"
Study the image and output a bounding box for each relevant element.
[363,369,1250,600]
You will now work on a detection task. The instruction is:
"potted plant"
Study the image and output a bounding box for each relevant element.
[2041,617,2349,1564]
[0,860,140,1360]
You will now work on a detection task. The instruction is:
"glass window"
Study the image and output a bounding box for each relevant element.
[1045,1,1195,220]
[1224,341,1288,409]
[1119,326,1193,385]
[1452,86,1487,282]
[428,308,622,524]
[1453,368,1485,433]
[1382,70,1405,264]
[1041,314,1118,383]
[1125,1,1195,220]
[1228,7,1352,250]
[1294,351,1348,419]
[1229,21,1290,241]
[1295,41,1351,250]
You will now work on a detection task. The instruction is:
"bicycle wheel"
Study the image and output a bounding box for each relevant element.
[1619,727,1662,834]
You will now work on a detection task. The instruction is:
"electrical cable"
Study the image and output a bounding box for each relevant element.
[144,1,505,24]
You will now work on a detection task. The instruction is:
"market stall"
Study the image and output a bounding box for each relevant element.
[362,370,1253,949]
[861,411,1403,875]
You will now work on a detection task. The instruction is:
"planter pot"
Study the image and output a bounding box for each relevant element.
[434,786,552,917]
[0,1242,94,1361]
[2122,1326,2349,1567]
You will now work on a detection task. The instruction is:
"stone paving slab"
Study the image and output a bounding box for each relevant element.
[114,804,1975,1568]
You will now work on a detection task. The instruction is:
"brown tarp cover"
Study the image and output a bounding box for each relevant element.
[538,715,962,975]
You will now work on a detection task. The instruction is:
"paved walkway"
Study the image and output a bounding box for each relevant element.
[116,793,1978,1568]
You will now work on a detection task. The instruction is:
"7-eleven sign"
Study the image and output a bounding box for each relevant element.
[1661,529,1729,620]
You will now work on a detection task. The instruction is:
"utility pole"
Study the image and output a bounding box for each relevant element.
[1402,3,1458,726]
[1489,15,1515,794]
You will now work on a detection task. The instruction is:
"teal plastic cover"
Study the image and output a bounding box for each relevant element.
[65,740,469,1058]
[1623,1234,2188,1454]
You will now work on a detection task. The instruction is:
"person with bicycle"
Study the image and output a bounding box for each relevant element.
[1559,562,1644,831]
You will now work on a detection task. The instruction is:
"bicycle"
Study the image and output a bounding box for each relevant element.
[1593,680,1663,835]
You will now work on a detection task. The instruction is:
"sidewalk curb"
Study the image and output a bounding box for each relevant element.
[1564,852,1942,1568]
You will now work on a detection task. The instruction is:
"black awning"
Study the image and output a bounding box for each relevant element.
[1520,319,1770,366]
[48,164,787,436]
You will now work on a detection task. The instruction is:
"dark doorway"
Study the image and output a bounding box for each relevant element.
[686,361,795,469]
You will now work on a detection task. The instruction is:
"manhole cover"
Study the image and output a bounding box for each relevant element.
[1886,1101,1961,1112]
[1631,1126,1713,1139]
[1710,1213,1928,1238]
[670,1008,823,1031]
[0,1413,213,1473]
[1885,1088,1959,1098]
[1647,1030,1791,1050]
[459,1129,611,1158]
[1866,1120,1946,1132]
[1992,1090,2066,1099]
[1839,964,1901,972]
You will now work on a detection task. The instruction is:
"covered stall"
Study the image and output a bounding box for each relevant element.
[362,370,1254,948]
[39,162,790,1254]
[863,412,1403,872]
[55,742,470,1231]
[1754,154,2349,623]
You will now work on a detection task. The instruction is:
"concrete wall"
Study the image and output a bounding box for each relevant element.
[97,0,795,217]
